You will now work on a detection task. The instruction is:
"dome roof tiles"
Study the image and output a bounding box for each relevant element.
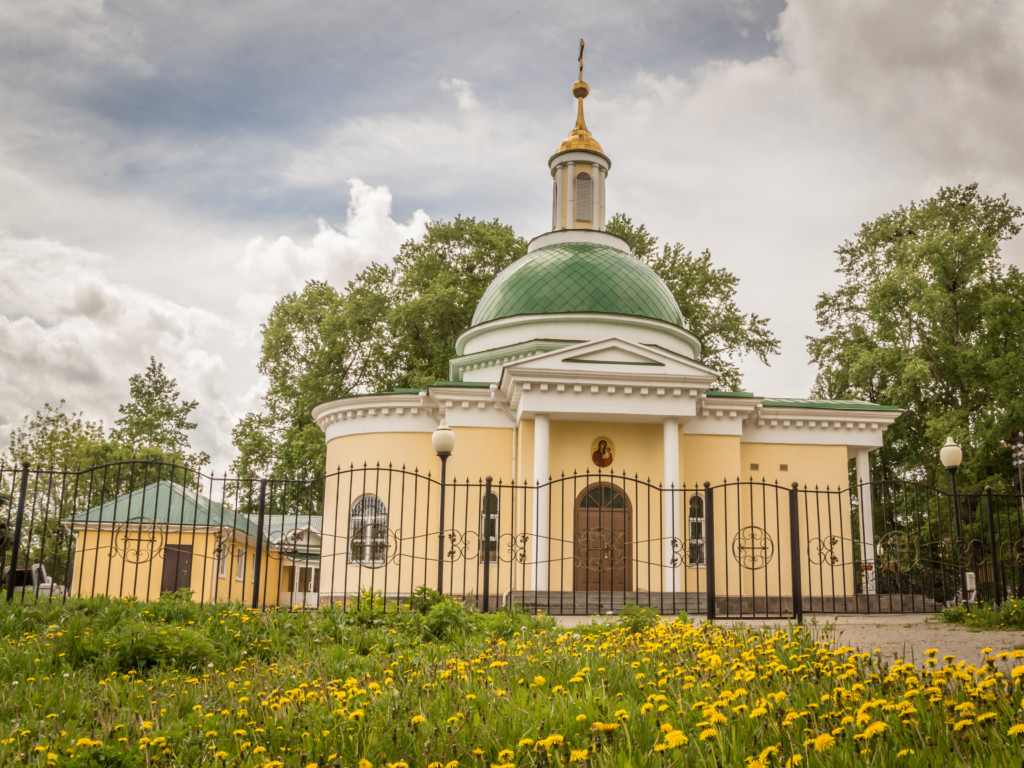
[471,241,685,328]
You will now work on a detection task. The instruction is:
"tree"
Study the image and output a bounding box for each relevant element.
[6,400,105,468]
[807,183,1024,490]
[346,216,527,389]
[606,214,780,390]
[111,357,211,467]
[232,281,356,480]
[234,218,526,480]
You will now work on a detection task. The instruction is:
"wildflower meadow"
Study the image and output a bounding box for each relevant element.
[2,591,1023,767]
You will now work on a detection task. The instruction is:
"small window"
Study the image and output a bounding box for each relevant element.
[217,545,227,579]
[480,492,499,564]
[349,495,389,567]
[779,464,789,472]
[749,463,759,472]
[575,172,593,222]
[234,549,246,581]
[687,496,705,566]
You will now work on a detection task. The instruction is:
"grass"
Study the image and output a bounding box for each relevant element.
[1,592,1023,767]
[940,598,1024,631]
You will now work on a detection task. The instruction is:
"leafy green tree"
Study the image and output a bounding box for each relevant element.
[111,357,210,467]
[606,214,780,390]
[232,281,356,480]
[346,216,527,389]
[6,400,105,468]
[807,183,1024,490]
[234,218,525,480]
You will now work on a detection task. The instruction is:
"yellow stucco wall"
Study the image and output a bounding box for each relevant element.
[321,427,514,603]
[319,419,860,604]
[70,528,283,605]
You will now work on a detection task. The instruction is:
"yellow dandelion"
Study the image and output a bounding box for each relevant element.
[411,715,426,726]
[1008,724,1024,736]
[811,733,835,753]
[868,721,888,738]
[569,749,588,762]
[699,728,717,741]
[664,730,688,749]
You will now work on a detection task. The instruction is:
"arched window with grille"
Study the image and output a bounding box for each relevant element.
[575,172,593,222]
[688,495,705,566]
[348,495,388,567]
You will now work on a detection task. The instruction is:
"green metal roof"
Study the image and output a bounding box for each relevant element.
[760,398,901,412]
[67,481,321,542]
[471,242,685,328]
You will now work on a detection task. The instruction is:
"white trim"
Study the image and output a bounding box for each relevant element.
[234,549,246,582]
[457,313,702,362]
[565,161,575,230]
[663,418,680,591]
[532,414,550,590]
[526,228,629,254]
[742,406,901,448]
[856,448,877,595]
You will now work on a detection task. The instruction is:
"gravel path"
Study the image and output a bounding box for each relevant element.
[553,613,1024,666]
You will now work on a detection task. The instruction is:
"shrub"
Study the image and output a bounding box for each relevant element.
[421,597,474,641]
[108,619,220,672]
[618,603,660,634]
[407,585,445,615]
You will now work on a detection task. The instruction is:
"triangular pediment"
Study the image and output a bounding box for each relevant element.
[503,337,720,384]
[563,345,664,365]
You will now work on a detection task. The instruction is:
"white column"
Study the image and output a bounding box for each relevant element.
[565,162,575,229]
[591,162,600,227]
[532,414,550,591]
[554,170,563,230]
[663,419,680,592]
[856,448,876,595]
[599,168,607,229]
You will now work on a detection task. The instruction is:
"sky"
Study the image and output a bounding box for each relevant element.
[2,0,1023,472]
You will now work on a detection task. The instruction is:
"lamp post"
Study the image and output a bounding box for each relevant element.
[432,419,456,594]
[940,436,970,606]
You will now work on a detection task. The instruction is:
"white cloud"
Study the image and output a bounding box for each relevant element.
[0,180,430,470]
[239,179,430,319]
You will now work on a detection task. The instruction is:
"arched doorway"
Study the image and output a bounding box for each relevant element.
[573,483,632,591]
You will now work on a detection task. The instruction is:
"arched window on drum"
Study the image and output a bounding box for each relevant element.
[348,495,388,567]
[688,496,705,566]
[575,172,593,223]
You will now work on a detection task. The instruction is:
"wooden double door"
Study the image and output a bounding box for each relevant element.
[573,483,632,591]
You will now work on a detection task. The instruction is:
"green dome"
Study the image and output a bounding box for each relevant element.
[471,242,685,328]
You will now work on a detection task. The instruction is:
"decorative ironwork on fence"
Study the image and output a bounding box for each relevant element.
[2,460,1022,620]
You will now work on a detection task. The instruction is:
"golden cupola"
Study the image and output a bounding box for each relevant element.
[549,39,610,232]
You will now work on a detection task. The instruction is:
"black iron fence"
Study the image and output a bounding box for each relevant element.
[2,460,1023,620]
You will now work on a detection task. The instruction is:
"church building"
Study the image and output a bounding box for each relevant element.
[311,52,901,614]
